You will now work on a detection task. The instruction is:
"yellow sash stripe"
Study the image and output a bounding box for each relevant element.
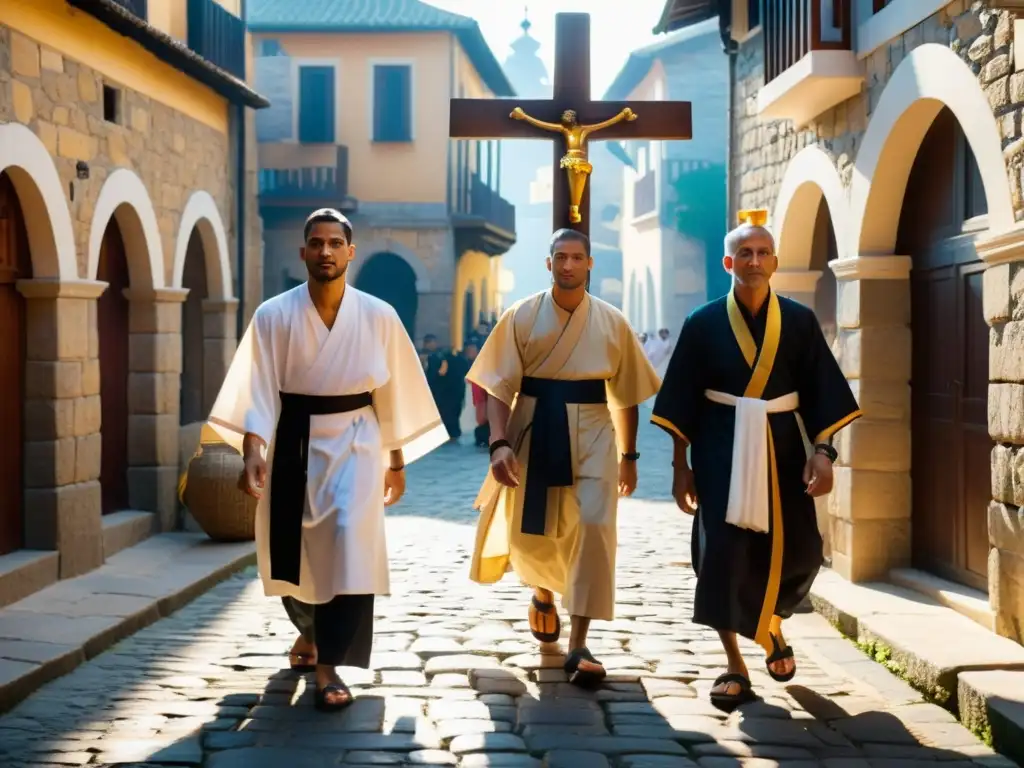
[814,409,864,445]
[726,290,786,652]
[650,414,689,444]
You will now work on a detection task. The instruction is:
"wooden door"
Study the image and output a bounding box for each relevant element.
[0,173,31,555]
[97,220,130,514]
[900,108,992,590]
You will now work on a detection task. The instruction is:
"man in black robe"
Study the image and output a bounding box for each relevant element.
[652,210,861,712]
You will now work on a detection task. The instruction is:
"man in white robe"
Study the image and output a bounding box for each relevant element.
[205,209,447,710]
[467,229,661,688]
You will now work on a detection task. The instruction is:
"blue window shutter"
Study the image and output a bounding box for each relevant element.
[298,66,335,144]
[373,65,412,142]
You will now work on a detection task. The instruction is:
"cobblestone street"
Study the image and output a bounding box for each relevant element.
[0,418,1016,767]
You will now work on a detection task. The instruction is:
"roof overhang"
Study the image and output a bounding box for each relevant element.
[67,0,269,108]
[653,0,718,33]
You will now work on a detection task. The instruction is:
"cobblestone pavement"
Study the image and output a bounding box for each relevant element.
[0,417,1017,767]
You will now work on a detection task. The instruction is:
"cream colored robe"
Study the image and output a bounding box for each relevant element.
[206,284,447,604]
[466,290,661,620]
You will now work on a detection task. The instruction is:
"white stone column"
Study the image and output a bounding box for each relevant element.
[201,298,238,413]
[125,287,188,533]
[770,269,822,310]
[16,279,107,578]
[976,225,1024,643]
[828,255,913,583]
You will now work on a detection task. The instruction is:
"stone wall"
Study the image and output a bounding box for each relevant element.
[729,2,991,221]
[1,25,232,284]
[988,260,1024,642]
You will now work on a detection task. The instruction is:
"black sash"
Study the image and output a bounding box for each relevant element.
[270,391,373,585]
[520,376,607,536]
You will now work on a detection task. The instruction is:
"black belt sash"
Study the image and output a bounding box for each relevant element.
[520,376,607,536]
[270,391,373,585]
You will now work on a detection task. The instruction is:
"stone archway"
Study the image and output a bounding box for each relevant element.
[356,252,419,339]
[88,170,182,533]
[1,123,106,577]
[827,43,1011,590]
[171,192,236,428]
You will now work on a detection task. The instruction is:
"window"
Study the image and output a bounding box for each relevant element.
[103,85,121,123]
[259,38,285,56]
[297,66,335,144]
[373,64,412,142]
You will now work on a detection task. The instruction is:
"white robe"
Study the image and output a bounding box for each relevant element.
[207,284,447,603]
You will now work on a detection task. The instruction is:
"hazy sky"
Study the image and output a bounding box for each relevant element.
[427,0,669,95]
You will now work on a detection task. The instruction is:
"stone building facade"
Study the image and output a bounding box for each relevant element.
[0,0,266,607]
[716,0,1024,642]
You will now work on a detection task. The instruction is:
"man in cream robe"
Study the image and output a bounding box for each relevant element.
[202,209,447,709]
[467,228,660,688]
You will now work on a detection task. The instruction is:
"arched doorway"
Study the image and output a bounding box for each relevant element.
[355,252,418,339]
[0,172,31,555]
[97,216,131,515]
[809,201,839,346]
[897,106,991,590]
[180,229,207,426]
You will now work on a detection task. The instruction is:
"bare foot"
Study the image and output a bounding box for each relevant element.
[767,624,796,679]
[288,635,317,668]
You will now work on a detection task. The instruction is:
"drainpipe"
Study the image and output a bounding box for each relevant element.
[236,0,248,340]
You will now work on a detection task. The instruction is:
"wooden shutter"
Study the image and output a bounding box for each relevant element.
[373,65,412,142]
[298,66,335,144]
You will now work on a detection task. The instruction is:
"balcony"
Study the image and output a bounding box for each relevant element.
[633,171,657,219]
[757,0,863,128]
[451,173,516,256]
[110,0,147,19]
[258,144,356,213]
[187,0,245,80]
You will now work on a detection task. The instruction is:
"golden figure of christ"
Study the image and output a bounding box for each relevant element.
[510,106,638,224]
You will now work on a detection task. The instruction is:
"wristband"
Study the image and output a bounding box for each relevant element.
[389,463,405,472]
[622,452,640,461]
[814,443,838,463]
[489,439,511,456]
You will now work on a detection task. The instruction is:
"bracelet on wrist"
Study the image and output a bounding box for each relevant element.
[489,438,511,456]
[389,464,405,472]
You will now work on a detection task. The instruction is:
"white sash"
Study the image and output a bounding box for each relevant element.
[705,389,799,533]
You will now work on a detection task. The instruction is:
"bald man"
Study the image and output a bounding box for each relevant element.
[651,212,861,712]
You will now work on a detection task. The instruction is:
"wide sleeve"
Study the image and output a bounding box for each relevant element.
[207,309,280,452]
[797,316,863,444]
[606,318,661,410]
[651,314,703,445]
[373,309,448,464]
[465,305,523,406]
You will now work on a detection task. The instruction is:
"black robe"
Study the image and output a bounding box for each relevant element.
[651,290,861,649]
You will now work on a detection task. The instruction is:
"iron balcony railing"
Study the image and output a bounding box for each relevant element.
[455,173,516,235]
[187,0,246,80]
[763,0,851,84]
[258,146,349,202]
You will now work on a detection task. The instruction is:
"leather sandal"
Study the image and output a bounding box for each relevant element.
[564,647,606,689]
[765,632,796,682]
[709,672,758,713]
[288,651,316,672]
[314,681,353,711]
[528,595,561,643]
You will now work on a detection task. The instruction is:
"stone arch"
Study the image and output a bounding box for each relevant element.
[0,122,78,280]
[773,146,848,268]
[349,238,431,292]
[849,43,1014,256]
[87,168,164,289]
[170,191,232,300]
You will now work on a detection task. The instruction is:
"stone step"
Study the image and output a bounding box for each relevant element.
[0,531,254,713]
[958,670,1024,767]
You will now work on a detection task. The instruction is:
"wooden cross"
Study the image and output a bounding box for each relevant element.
[449,12,693,243]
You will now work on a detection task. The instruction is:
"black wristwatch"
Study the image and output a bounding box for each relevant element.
[814,443,838,463]
[622,452,640,462]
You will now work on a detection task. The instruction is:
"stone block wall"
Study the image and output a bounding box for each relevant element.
[987,260,1024,642]
[0,25,233,285]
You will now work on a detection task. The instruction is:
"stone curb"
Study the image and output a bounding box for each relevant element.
[809,569,1024,761]
[0,534,256,715]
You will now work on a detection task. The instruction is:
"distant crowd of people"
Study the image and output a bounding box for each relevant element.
[418,321,494,448]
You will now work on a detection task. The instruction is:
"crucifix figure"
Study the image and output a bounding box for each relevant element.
[449,12,693,241]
